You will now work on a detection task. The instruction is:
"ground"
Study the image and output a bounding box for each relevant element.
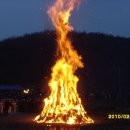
[0,113,129,130]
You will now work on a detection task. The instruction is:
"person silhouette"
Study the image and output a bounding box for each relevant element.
[4,100,11,114]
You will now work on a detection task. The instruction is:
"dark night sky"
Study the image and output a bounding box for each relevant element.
[0,0,130,40]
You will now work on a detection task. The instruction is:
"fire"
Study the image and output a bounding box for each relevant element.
[35,0,94,124]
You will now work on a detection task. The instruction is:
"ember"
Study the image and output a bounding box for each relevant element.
[35,0,94,124]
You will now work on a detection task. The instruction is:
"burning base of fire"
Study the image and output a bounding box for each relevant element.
[35,0,94,125]
[35,115,94,125]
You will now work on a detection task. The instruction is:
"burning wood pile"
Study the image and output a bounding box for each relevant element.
[35,0,94,125]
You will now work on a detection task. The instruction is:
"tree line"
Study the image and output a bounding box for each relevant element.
[0,31,130,95]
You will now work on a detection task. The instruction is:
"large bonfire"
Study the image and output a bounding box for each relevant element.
[35,0,94,124]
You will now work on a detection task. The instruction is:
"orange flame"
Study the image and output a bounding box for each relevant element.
[35,0,94,124]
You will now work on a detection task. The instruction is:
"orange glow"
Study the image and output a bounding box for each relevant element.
[35,0,94,124]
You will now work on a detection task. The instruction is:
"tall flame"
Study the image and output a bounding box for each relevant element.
[35,0,94,124]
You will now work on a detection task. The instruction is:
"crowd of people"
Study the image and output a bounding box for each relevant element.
[0,99,17,114]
